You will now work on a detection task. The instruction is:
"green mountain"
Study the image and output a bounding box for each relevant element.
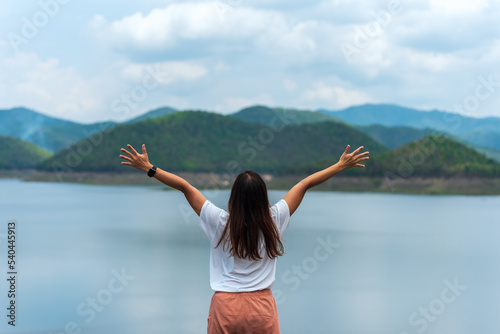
[124,106,177,123]
[231,105,339,125]
[365,135,500,178]
[38,111,387,174]
[0,107,116,153]
[0,135,52,169]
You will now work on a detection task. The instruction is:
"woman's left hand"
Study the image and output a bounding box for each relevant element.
[120,144,153,172]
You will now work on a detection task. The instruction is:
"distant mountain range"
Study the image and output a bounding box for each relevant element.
[2,103,500,177]
[3,103,500,153]
[319,104,500,133]
[319,104,500,151]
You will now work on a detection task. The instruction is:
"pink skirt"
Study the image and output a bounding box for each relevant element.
[207,289,280,334]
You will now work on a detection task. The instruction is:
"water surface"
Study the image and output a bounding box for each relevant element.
[1,179,499,333]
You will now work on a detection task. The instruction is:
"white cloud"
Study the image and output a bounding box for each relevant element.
[302,82,373,107]
[2,1,500,121]
[90,2,289,59]
[429,0,489,13]
[0,53,105,122]
[0,52,209,122]
[274,21,317,53]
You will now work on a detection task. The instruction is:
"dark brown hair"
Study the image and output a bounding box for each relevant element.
[216,170,284,260]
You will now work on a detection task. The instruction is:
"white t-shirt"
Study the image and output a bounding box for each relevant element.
[199,199,290,292]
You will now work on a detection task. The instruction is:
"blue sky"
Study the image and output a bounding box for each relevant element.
[0,0,499,123]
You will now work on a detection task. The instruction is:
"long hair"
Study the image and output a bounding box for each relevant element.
[216,170,284,261]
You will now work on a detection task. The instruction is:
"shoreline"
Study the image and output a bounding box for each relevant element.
[1,170,500,195]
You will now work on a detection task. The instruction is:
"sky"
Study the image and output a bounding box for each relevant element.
[0,0,499,124]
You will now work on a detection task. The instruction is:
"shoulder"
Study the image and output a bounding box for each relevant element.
[200,200,228,223]
[270,199,290,235]
[199,200,229,242]
[271,199,289,216]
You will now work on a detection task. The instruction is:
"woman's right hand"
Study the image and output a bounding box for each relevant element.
[337,145,370,171]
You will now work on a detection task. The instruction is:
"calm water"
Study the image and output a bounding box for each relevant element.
[0,179,499,334]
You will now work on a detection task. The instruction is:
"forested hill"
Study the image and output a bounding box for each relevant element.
[38,110,387,174]
[0,135,52,169]
[363,135,500,178]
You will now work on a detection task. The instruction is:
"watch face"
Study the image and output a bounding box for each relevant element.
[148,166,156,177]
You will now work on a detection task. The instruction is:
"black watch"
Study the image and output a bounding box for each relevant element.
[147,165,157,177]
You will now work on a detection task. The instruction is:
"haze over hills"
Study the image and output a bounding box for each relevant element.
[38,111,387,174]
[0,106,180,153]
[0,135,52,169]
[0,107,117,153]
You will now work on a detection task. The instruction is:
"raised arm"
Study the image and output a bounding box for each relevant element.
[120,144,206,215]
[283,145,369,216]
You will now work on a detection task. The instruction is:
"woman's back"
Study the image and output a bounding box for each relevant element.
[199,198,290,292]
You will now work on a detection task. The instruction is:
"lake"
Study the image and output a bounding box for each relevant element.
[1,179,499,334]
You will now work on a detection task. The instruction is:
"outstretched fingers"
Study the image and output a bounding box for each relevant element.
[356,151,370,159]
[355,152,370,163]
[120,148,134,158]
[352,146,365,155]
[352,148,369,168]
[119,154,132,162]
[127,144,139,155]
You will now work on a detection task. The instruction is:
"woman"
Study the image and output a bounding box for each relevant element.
[119,143,369,333]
